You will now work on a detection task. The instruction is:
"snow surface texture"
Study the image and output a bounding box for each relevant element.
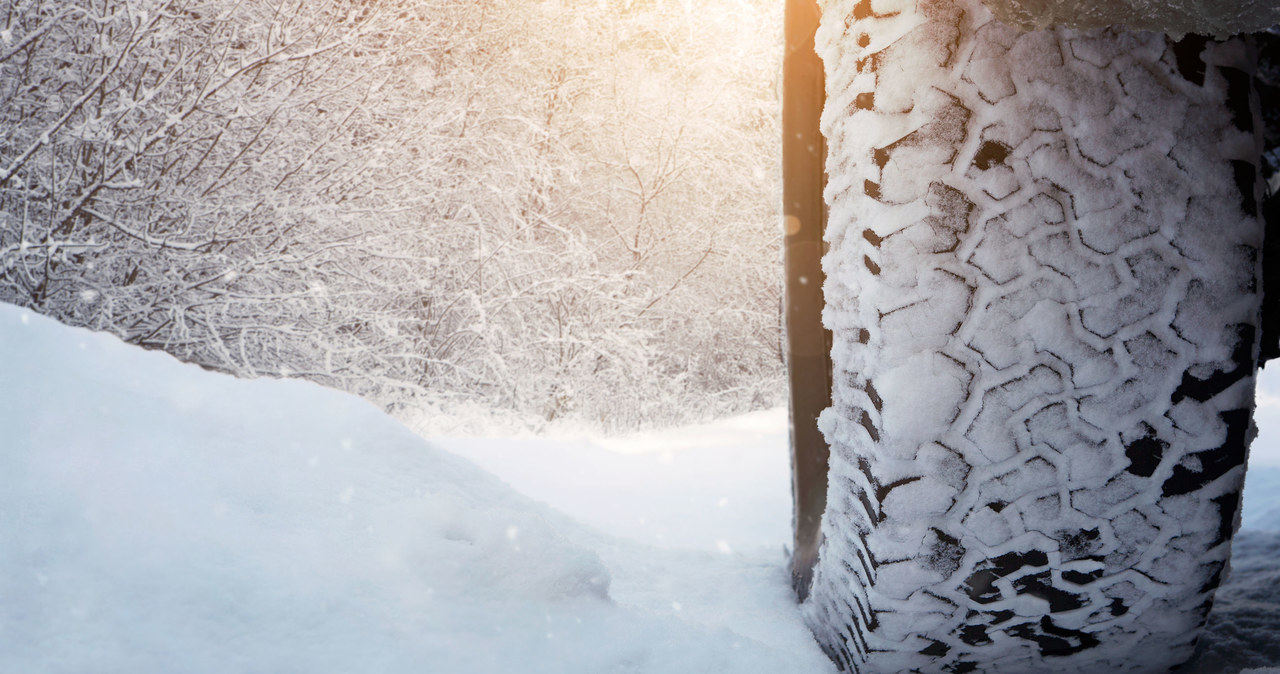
[809,0,1265,671]
[0,304,836,674]
[979,0,1280,39]
[1186,531,1280,673]
[1,301,1278,672]
[433,414,792,552]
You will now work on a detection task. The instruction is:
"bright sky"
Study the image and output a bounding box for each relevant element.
[1252,363,1280,466]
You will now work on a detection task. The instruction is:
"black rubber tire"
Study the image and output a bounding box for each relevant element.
[800,1,1266,672]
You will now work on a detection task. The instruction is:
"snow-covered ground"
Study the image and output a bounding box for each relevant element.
[1,301,1276,673]
[0,304,832,673]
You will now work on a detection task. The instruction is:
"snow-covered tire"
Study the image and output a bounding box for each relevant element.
[801,1,1266,672]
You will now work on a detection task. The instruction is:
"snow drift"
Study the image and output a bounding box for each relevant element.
[0,303,827,674]
[1,300,1276,672]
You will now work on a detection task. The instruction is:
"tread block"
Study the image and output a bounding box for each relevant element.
[803,1,1261,671]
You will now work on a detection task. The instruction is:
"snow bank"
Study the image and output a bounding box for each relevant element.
[2,298,1275,672]
[438,409,793,551]
[1187,531,1280,673]
[0,304,828,674]
[980,0,1280,38]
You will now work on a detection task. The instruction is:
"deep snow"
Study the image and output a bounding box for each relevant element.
[0,304,833,673]
[1,301,1276,672]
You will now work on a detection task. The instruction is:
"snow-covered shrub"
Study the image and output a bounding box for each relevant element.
[0,0,785,430]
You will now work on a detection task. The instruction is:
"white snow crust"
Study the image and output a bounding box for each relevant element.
[0,303,834,674]
[980,0,1280,39]
[0,302,1278,670]
[1186,530,1280,673]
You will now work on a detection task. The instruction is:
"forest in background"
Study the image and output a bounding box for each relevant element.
[0,0,785,430]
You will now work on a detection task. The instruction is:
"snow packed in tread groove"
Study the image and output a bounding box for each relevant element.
[807,0,1265,671]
